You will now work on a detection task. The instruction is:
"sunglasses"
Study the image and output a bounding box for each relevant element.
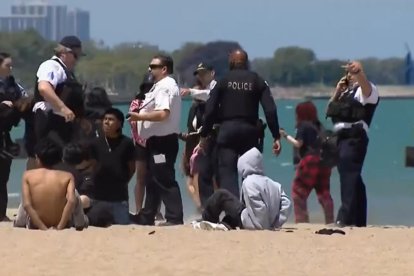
[69,51,79,60]
[149,64,164,70]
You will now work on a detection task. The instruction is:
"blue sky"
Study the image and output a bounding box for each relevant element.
[2,0,413,59]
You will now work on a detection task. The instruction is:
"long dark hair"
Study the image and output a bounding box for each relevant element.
[85,87,112,109]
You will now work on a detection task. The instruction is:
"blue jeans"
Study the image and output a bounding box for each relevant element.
[91,200,130,225]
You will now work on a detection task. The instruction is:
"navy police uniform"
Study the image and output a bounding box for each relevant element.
[327,83,379,227]
[200,69,280,197]
[0,76,26,220]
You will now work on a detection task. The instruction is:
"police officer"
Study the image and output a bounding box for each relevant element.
[180,63,218,208]
[199,49,282,197]
[326,61,379,227]
[0,52,26,221]
[32,35,85,149]
[128,55,184,226]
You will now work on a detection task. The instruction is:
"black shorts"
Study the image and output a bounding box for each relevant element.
[135,143,147,162]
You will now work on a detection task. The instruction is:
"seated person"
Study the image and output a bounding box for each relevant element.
[14,138,88,230]
[82,108,135,225]
[199,147,291,230]
[59,143,95,199]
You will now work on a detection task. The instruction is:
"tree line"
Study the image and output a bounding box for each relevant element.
[0,30,407,99]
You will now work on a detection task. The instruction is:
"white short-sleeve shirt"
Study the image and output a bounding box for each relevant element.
[333,82,379,133]
[32,56,68,114]
[138,76,181,139]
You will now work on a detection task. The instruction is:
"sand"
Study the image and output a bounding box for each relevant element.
[0,209,412,276]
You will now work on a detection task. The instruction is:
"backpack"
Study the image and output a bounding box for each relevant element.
[317,128,339,168]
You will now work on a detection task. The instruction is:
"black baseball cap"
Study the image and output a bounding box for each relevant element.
[60,36,86,55]
[193,62,214,75]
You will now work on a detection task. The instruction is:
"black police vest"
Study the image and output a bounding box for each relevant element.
[326,85,379,126]
[0,76,22,103]
[218,70,263,124]
[34,58,85,116]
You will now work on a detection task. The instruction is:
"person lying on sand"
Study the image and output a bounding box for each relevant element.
[14,139,88,230]
[197,147,291,230]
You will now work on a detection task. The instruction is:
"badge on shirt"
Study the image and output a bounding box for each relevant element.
[153,154,166,164]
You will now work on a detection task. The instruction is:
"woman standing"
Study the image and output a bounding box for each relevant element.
[0,52,26,221]
[280,101,334,224]
[129,73,163,220]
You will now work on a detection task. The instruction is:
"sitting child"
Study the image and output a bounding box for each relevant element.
[197,147,291,230]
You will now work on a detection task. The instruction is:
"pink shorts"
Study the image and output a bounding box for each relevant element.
[189,146,201,176]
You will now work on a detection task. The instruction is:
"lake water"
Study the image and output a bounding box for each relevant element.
[7,98,414,225]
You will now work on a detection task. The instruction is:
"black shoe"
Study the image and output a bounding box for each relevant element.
[0,215,11,222]
[155,212,164,221]
[158,221,182,227]
[129,212,154,226]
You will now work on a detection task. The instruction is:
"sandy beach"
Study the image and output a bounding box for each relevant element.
[0,211,412,276]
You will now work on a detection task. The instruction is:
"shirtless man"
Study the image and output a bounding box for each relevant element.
[14,139,88,230]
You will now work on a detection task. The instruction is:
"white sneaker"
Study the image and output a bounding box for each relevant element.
[193,220,229,231]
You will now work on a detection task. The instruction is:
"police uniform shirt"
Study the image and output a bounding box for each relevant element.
[333,82,379,133]
[138,76,181,139]
[189,79,217,102]
[32,56,68,114]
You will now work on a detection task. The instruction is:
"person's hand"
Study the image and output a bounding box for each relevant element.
[127,112,141,122]
[1,101,13,107]
[335,76,349,94]
[60,106,75,122]
[180,88,191,97]
[178,132,189,141]
[272,139,281,156]
[342,61,363,75]
[279,129,287,139]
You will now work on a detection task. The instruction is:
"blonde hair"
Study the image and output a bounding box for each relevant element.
[54,44,70,57]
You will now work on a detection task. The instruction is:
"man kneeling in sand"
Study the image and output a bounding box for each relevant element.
[14,139,88,230]
[195,147,292,231]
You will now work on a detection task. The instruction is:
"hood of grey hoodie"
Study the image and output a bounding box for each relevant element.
[237,147,264,178]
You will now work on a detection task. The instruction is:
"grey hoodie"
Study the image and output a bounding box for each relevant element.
[238,147,291,230]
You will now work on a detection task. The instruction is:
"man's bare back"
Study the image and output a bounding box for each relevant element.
[22,168,76,230]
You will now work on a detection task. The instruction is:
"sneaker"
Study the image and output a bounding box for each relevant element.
[197,221,229,231]
[0,216,11,222]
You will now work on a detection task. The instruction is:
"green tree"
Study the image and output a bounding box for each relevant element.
[271,46,317,86]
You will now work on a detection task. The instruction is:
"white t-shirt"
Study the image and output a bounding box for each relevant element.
[138,76,181,139]
[32,56,68,114]
[333,82,379,133]
[189,79,217,102]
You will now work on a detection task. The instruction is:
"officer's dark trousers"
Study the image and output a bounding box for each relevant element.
[198,137,217,208]
[202,189,244,229]
[336,128,369,227]
[216,120,259,198]
[34,110,73,148]
[140,134,184,225]
[0,156,12,220]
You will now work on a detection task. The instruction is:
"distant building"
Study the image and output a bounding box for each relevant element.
[67,9,90,42]
[0,0,90,42]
